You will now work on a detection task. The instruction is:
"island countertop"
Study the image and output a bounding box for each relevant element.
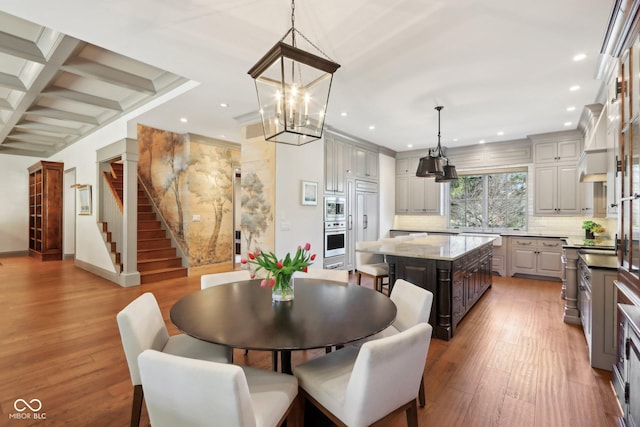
[356,235,496,261]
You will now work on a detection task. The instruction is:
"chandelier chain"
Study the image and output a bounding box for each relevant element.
[277,0,335,62]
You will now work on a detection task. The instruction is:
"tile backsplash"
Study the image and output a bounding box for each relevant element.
[393,215,617,238]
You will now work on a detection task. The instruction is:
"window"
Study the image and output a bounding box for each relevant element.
[449,171,527,230]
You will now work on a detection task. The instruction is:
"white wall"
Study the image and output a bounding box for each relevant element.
[0,155,40,253]
[274,141,325,266]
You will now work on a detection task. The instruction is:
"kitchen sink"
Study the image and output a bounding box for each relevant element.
[458,233,503,246]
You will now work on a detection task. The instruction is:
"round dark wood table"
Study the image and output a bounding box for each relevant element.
[170,279,397,374]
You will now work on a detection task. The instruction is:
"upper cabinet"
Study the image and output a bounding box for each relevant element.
[325,133,379,195]
[395,156,440,215]
[325,134,346,194]
[534,139,581,163]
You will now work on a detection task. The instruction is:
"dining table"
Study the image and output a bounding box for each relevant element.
[170,278,397,374]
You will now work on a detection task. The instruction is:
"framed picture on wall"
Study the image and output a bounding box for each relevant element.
[301,181,318,206]
[78,185,92,215]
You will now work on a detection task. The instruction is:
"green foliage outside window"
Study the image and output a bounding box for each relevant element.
[449,172,527,229]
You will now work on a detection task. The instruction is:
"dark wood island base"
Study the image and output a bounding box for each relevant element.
[387,242,493,341]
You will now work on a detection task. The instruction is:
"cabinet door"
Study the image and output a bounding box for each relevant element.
[356,191,378,242]
[325,137,336,193]
[395,177,410,213]
[396,158,412,176]
[512,248,537,274]
[354,148,367,177]
[535,141,558,163]
[410,178,427,213]
[366,150,378,178]
[535,166,558,214]
[628,330,640,427]
[557,165,580,214]
[557,139,580,162]
[536,249,562,276]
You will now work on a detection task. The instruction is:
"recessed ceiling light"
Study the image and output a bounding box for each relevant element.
[564,121,573,127]
[407,144,413,148]
[569,85,581,91]
[567,106,576,112]
[478,140,486,144]
[219,134,226,138]
[573,53,587,61]
[180,117,188,123]
[497,131,504,136]
[220,103,228,108]
[453,138,458,142]
[369,125,375,130]
[341,112,347,117]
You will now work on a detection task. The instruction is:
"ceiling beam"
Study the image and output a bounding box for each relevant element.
[7,132,67,145]
[61,58,157,95]
[14,120,84,136]
[42,86,123,111]
[0,30,47,64]
[26,107,100,125]
[0,72,26,91]
[0,35,84,145]
[0,98,13,111]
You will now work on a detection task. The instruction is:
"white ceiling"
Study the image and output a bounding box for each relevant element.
[0,0,615,156]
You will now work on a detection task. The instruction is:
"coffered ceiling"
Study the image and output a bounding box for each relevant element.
[0,0,616,157]
[0,12,187,157]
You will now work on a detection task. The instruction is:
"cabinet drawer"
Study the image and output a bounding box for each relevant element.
[512,238,536,247]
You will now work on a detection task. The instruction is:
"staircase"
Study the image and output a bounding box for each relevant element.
[105,162,188,284]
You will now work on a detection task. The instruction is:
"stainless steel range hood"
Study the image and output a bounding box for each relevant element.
[578,149,607,182]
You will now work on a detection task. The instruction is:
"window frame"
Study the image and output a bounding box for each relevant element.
[446,168,528,232]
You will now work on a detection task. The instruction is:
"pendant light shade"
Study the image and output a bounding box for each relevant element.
[416,106,458,182]
[248,0,340,146]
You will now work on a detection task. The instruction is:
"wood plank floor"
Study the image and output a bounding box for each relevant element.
[0,256,623,426]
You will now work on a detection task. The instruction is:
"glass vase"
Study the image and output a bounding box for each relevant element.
[272,275,294,302]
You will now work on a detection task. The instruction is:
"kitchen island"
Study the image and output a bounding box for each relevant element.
[357,235,494,340]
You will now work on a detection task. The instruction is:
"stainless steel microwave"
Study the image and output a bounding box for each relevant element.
[324,196,346,221]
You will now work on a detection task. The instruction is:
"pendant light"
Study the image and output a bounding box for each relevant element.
[248,0,340,146]
[416,106,458,182]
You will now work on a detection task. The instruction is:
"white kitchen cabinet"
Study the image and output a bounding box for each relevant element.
[410,177,440,214]
[396,157,416,176]
[324,135,345,194]
[395,176,410,213]
[534,164,581,215]
[534,139,581,163]
[510,237,563,279]
[352,146,378,179]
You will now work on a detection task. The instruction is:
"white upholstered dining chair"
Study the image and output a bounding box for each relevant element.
[138,349,299,427]
[293,322,433,427]
[355,240,389,293]
[116,293,232,427]
[351,278,434,407]
[201,270,252,289]
[292,268,349,284]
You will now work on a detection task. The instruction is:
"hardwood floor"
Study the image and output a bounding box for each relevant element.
[0,256,622,426]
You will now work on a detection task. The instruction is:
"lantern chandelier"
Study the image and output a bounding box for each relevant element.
[248,0,340,146]
[416,106,458,182]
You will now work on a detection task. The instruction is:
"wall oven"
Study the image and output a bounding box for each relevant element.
[324,221,346,258]
[324,196,346,221]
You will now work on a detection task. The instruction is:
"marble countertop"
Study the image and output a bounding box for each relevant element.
[356,235,495,261]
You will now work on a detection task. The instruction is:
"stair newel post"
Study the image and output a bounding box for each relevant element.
[121,147,139,285]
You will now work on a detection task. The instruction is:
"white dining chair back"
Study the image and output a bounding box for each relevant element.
[294,322,433,427]
[292,268,348,284]
[138,349,298,427]
[201,270,252,289]
[391,279,434,333]
[116,293,231,427]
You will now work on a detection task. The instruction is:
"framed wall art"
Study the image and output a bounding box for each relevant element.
[78,185,92,215]
[301,180,318,206]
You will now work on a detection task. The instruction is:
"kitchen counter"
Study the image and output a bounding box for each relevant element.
[358,236,494,340]
[357,235,496,261]
[564,237,616,250]
[579,252,618,269]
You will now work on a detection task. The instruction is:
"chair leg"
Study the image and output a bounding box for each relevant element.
[406,399,418,427]
[272,351,278,371]
[357,272,362,286]
[130,384,143,427]
[418,375,425,407]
